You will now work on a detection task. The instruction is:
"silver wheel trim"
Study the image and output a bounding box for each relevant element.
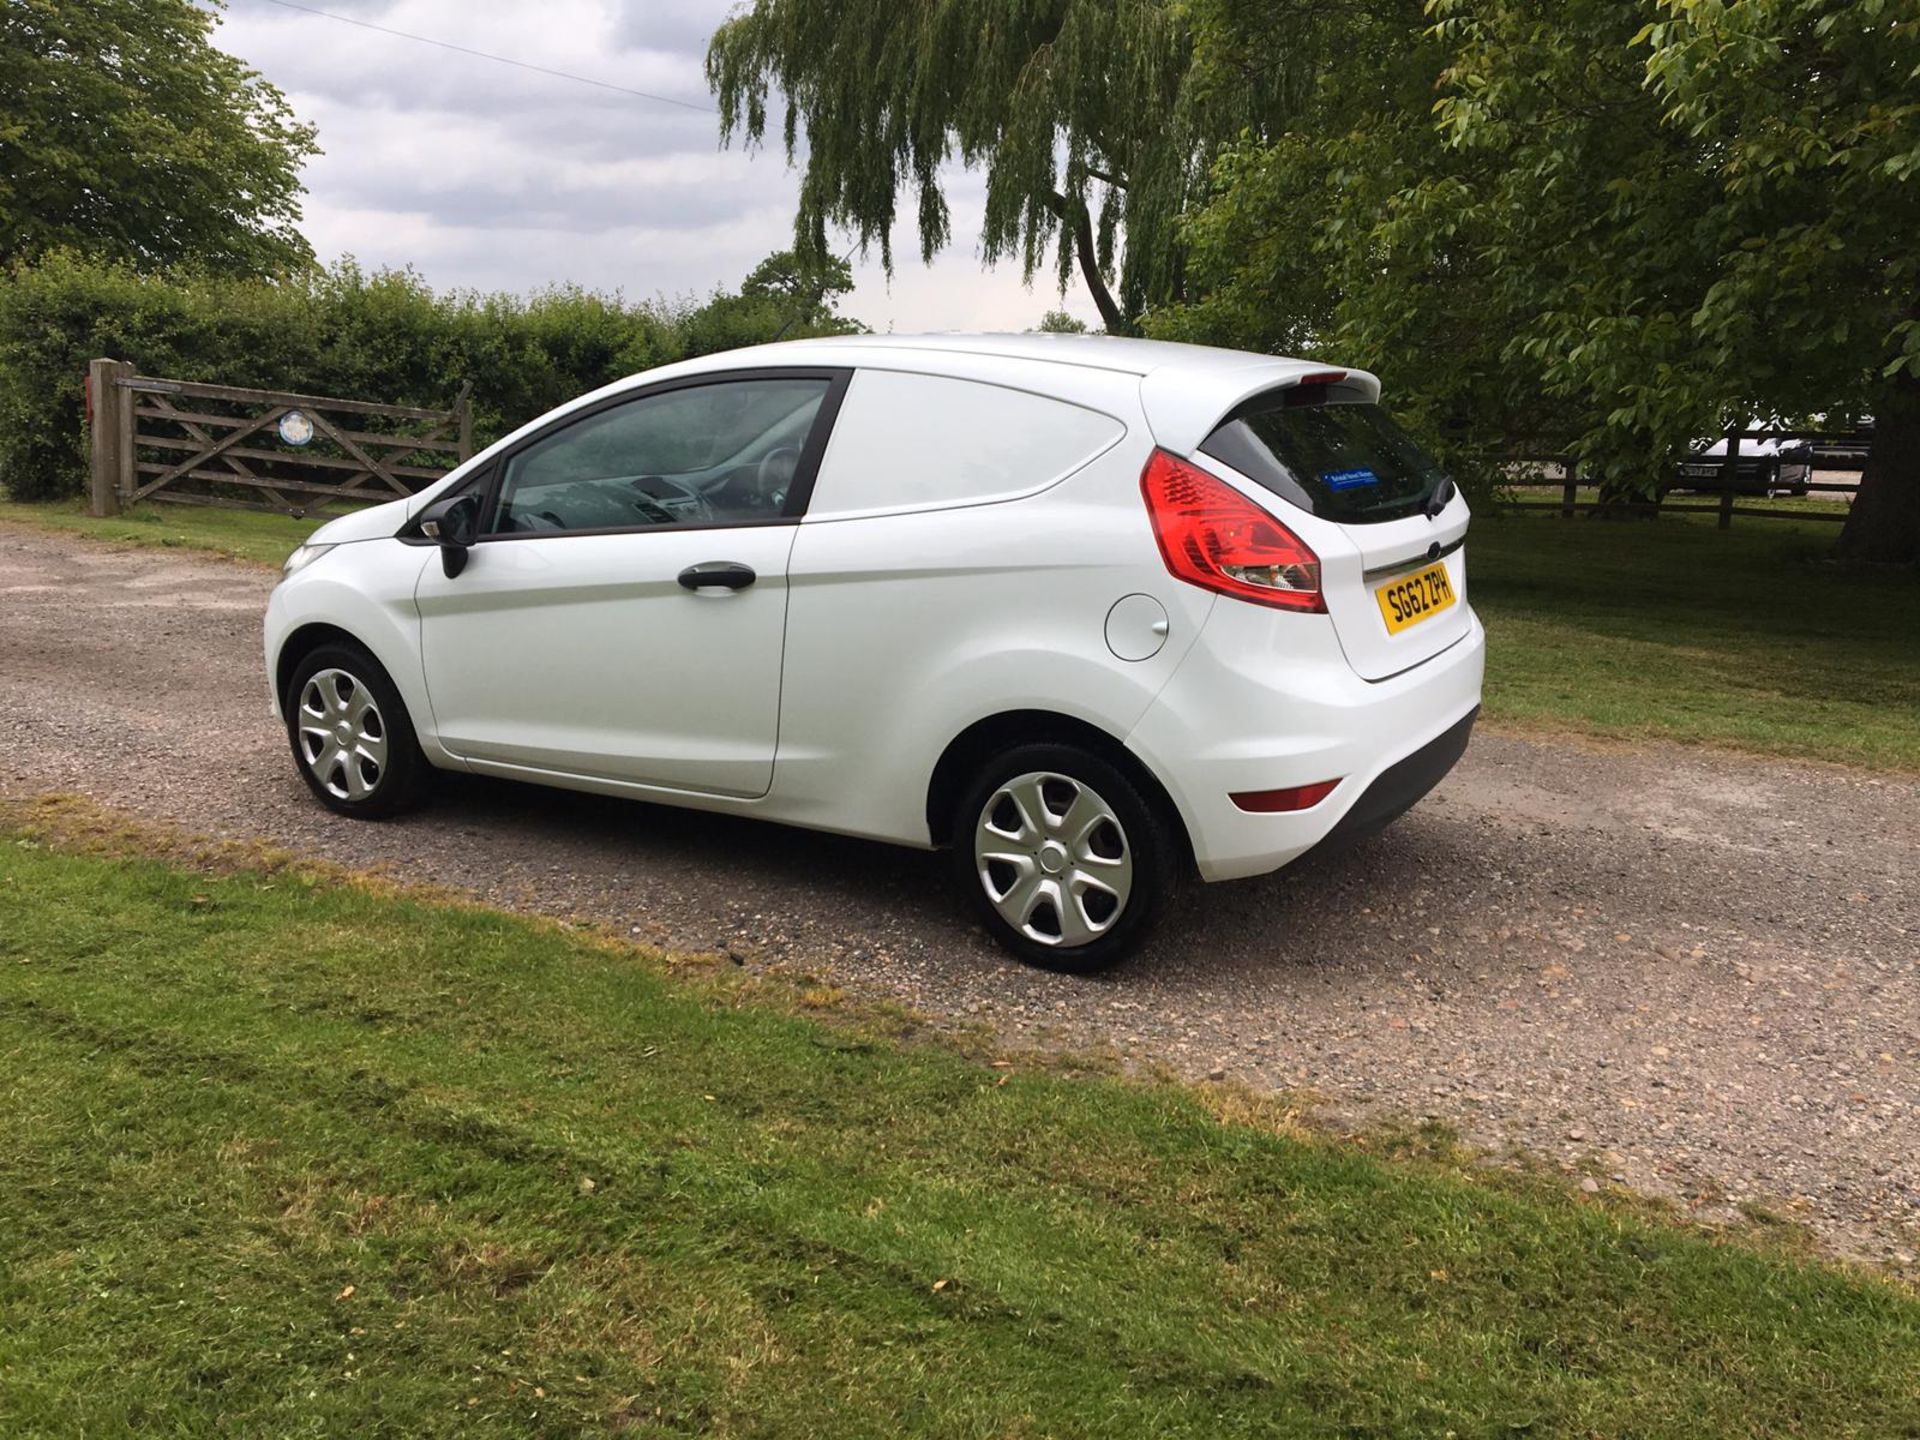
[297,668,389,802]
[973,771,1134,948]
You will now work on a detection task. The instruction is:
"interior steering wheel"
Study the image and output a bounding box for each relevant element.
[756,446,802,507]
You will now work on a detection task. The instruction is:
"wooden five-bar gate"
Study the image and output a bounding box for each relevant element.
[87,358,472,518]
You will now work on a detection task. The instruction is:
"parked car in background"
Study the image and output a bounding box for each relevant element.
[1671,431,1814,495]
[1808,418,1873,470]
[265,335,1484,971]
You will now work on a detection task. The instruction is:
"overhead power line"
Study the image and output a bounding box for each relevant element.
[246,0,718,113]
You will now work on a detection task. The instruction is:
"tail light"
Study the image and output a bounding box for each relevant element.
[1140,449,1324,612]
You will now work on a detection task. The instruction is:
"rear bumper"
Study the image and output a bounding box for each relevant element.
[1125,605,1485,882]
[1301,705,1476,860]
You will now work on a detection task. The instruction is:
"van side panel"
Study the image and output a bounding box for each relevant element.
[803,369,1126,521]
[768,367,1204,846]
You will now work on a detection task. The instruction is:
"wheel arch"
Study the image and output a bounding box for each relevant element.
[923,709,1194,866]
[275,622,383,712]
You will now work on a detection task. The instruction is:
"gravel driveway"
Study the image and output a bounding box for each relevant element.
[3,522,1916,1266]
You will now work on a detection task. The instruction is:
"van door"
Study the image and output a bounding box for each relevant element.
[415,371,846,796]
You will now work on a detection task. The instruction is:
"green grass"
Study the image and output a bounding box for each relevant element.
[3,826,1919,1437]
[0,497,321,567]
[1472,511,1920,770]
[4,493,1917,769]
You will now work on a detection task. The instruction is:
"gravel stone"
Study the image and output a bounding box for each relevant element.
[3,523,1917,1267]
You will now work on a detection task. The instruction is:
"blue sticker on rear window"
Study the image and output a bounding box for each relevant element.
[1322,467,1379,491]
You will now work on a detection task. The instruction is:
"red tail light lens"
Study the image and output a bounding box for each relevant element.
[1140,449,1325,612]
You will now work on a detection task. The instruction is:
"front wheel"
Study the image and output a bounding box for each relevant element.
[285,642,429,819]
[951,743,1180,973]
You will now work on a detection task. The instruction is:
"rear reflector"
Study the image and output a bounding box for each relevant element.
[1231,779,1341,813]
[1140,449,1325,612]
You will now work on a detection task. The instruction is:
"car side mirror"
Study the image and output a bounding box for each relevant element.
[419,493,481,577]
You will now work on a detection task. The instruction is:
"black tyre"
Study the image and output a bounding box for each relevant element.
[950,742,1180,973]
[284,642,430,819]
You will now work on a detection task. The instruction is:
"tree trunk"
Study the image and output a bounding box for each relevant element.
[1046,191,1125,333]
[1836,364,1920,564]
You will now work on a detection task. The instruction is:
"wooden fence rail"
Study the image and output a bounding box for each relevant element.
[87,358,471,518]
[1501,427,1867,530]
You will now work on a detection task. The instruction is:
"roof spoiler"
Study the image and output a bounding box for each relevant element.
[1140,362,1382,454]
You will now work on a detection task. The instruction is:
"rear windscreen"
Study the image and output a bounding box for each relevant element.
[1199,394,1447,523]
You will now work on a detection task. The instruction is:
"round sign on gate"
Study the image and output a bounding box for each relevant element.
[278,409,315,447]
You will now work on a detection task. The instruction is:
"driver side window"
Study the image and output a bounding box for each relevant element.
[488,377,831,535]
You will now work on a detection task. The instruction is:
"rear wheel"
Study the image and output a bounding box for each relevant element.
[285,642,429,818]
[951,743,1179,973]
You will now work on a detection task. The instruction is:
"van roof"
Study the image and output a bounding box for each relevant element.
[654,333,1383,454]
[691,330,1331,379]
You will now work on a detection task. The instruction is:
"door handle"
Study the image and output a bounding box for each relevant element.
[677,561,757,592]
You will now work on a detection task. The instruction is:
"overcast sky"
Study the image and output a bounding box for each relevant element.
[207,0,1106,333]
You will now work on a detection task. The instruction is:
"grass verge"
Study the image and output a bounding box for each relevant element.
[2,813,1917,1436]
[0,496,321,568]
[1472,511,1920,770]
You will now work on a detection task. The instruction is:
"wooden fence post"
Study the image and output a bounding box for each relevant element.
[114,363,136,508]
[87,358,134,517]
[1560,458,1577,518]
[1715,424,1744,531]
[454,382,474,462]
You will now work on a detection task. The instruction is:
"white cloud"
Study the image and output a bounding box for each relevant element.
[209,0,1103,332]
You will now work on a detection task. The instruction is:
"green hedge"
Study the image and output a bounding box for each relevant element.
[0,254,841,502]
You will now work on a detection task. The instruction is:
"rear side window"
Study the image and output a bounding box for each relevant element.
[1200,394,1446,523]
[805,370,1125,519]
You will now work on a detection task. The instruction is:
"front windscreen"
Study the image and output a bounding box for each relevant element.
[1199,393,1448,523]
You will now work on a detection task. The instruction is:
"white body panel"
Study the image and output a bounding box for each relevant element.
[774,450,1215,847]
[805,367,1127,520]
[266,333,1485,887]
[267,539,441,755]
[413,526,798,796]
[1128,606,1483,880]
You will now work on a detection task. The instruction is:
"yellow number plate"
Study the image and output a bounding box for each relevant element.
[1375,561,1457,634]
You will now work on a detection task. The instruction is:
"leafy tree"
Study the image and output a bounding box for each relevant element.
[675,249,865,357]
[706,0,1317,332]
[1419,0,1919,557]
[1632,0,1920,560]
[1162,0,1920,559]
[0,0,317,275]
[1146,0,1551,483]
[1409,1,1730,496]
[740,248,855,320]
[1033,310,1089,334]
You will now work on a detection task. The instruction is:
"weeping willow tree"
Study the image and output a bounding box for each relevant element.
[706,0,1319,331]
